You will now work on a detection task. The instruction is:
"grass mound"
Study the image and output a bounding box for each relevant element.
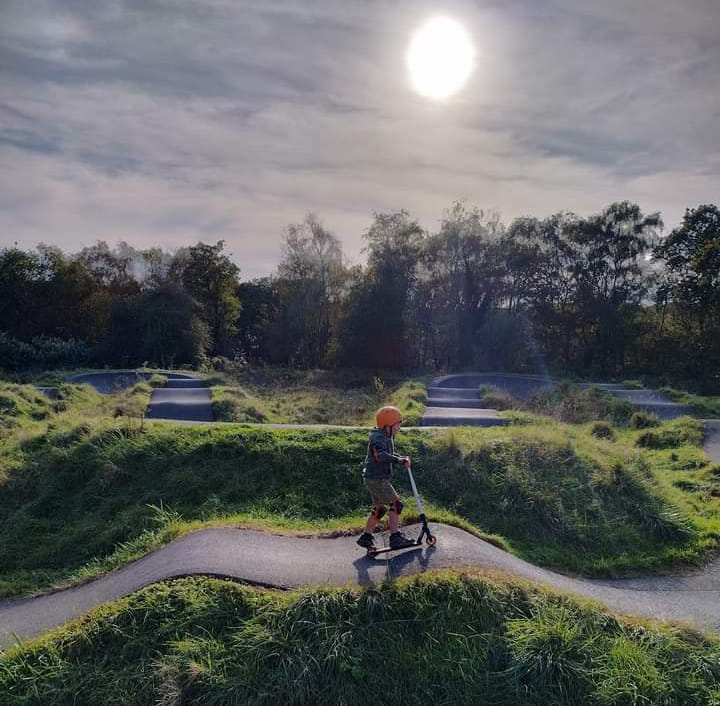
[590,421,615,441]
[208,365,427,425]
[3,572,720,705]
[635,418,705,450]
[526,384,634,425]
[478,384,515,410]
[0,384,53,430]
[0,419,710,598]
[660,388,720,418]
[0,382,102,438]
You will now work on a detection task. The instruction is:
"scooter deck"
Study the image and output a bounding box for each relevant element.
[366,544,423,558]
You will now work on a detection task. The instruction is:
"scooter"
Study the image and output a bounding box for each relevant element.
[366,463,437,557]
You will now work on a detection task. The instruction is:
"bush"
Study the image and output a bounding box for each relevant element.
[635,418,705,449]
[527,384,634,425]
[629,411,661,429]
[621,379,644,390]
[590,422,615,441]
[478,385,514,410]
[0,331,88,371]
[148,374,168,388]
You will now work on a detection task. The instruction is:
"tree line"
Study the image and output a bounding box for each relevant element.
[1,201,719,391]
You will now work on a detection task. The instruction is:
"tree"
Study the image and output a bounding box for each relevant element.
[138,283,209,367]
[171,241,241,356]
[34,245,105,342]
[339,211,424,369]
[572,202,662,375]
[0,247,43,339]
[235,278,279,363]
[655,204,720,313]
[422,203,506,369]
[653,204,720,388]
[275,214,346,367]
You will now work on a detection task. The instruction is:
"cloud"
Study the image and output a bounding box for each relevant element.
[1,0,718,277]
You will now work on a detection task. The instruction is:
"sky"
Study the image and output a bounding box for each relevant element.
[1,0,719,278]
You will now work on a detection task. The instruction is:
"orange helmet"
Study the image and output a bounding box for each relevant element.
[376,406,403,429]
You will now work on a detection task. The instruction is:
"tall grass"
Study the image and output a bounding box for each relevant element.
[208,365,427,425]
[2,572,719,705]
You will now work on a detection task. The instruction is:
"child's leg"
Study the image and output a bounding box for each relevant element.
[364,505,386,534]
[388,495,401,533]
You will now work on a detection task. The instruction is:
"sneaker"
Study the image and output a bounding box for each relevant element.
[356,532,375,549]
[389,531,416,550]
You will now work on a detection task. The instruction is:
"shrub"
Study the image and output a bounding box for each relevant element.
[148,374,168,388]
[635,418,705,450]
[629,411,661,429]
[479,385,514,410]
[590,422,615,441]
[212,398,237,422]
[527,384,634,425]
[0,331,88,371]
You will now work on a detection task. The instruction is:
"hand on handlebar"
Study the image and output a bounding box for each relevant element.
[400,456,411,467]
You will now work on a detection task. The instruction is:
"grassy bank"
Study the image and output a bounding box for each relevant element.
[208,365,427,425]
[660,388,720,418]
[3,572,720,705]
[1,400,718,598]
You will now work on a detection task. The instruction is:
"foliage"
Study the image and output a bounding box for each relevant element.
[2,199,720,391]
[479,384,515,410]
[0,332,88,372]
[653,205,720,388]
[170,240,241,356]
[635,418,705,450]
[629,411,661,429]
[590,422,615,441]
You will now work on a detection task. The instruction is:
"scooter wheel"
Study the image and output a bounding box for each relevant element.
[426,535,437,546]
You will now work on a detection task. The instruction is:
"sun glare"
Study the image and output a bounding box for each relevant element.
[407,17,475,100]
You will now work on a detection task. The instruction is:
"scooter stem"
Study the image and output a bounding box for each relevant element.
[406,464,426,516]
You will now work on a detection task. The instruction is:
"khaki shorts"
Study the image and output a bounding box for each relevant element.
[364,477,398,505]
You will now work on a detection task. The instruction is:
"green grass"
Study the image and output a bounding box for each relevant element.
[1,405,718,599]
[3,571,720,705]
[660,388,720,418]
[621,379,645,390]
[525,383,637,425]
[208,365,427,425]
[0,365,198,386]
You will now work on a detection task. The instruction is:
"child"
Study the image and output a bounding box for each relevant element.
[356,406,416,550]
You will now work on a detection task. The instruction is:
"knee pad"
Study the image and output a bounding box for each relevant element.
[389,499,403,515]
[372,504,387,520]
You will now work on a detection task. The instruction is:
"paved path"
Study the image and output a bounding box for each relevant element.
[66,370,214,423]
[4,521,720,650]
[422,374,541,427]
[706,420,720,463]
[424,372,697,425]
[145,377,213,422]
[580,383,694,420]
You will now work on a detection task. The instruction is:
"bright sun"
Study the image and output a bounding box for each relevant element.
[407,17,475,100]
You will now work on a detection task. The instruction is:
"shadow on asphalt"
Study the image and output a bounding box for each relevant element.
[352,544,438,586]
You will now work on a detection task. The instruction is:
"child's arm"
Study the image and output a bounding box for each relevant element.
[371,442,410,466]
